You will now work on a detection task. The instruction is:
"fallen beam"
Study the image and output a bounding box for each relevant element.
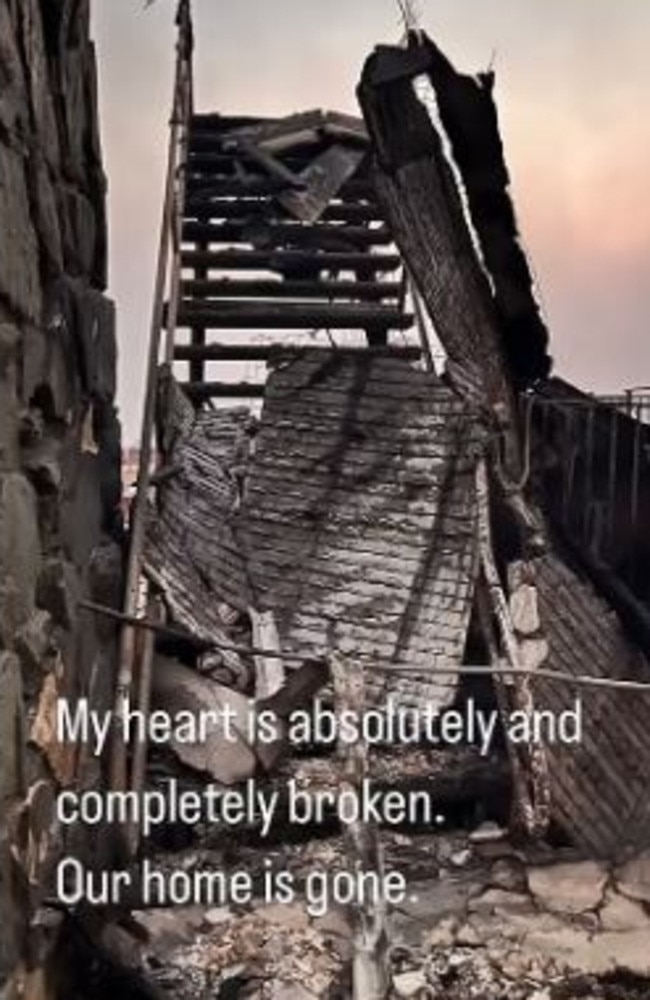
[184,381,266,400]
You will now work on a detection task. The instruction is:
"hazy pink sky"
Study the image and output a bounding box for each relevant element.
[92,1,650,442]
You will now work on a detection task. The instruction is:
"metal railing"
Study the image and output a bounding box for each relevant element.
[528,390,650,600]
[109,0,194,825]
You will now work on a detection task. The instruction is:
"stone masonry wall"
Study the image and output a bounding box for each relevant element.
[0,1,122,995]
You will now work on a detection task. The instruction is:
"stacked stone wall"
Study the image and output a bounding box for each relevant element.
[0,2,122,995]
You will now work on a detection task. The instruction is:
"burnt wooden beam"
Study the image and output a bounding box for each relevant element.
[413,34,552,385]
[181,278,403,301]
[182,220,393,248]
[172,301,414,330]
[185,176,377,200]
[174,343,422,362]
[184,198,384,223]
[180,248,402,274]
[191,113,274,132]
[358,42,523,476]
[184,381,266,400]
[189,239,208,384]
[188,151,326,171]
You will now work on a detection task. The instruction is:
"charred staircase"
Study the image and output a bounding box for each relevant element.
[170,110,420,402]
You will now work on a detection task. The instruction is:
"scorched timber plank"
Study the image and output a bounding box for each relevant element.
[185,176,377,200]
[358,47,517,418]
[174,343,422,362]
[180,248,402,273]
[187,152,327,172]
[184,381,266,400]
[182,220,393,247]
[180,278,403,301]
[184,199,384,224]
[173,301,414,330]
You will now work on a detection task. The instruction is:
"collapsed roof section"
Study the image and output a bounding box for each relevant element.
[146,351,485,714]
[240,350,484,712]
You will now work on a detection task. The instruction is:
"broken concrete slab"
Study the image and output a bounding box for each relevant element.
[527,861,608,915]
[615,850,650,905]
[598,889,650,933]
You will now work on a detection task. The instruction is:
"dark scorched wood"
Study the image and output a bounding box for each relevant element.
[180,278,403,302]
[358,43,522,473]
[172,301,413,331]
[412,34,552,386]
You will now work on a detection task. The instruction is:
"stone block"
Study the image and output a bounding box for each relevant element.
[0,2,29,136]
[87,542,122,633]
[59,46,95,186]
[527,861,608,916]
[0,143,42,324]
[30,672,76,786]
[0,325,20,471]
[598,889,650,932]
[22,435,64,497]
[616,850,650,905]
[29,161,63,277]
[24,280,79,420]
[0,474,41,630]
[15,603,54,659]
[19,0,61,171]
[0,652,25,806]
[56,183,98,278]
[36,558,79,631]
[59,452,103,568]
[75,287,116,403]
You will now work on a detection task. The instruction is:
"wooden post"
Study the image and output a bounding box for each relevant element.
[475,458,551,838]
[330,652,390,1000]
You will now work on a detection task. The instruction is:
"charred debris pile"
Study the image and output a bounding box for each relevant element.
[114,29,650,865]
[56,16,650,1000]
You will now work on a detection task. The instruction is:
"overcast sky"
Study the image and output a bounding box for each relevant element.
[91,1,650,443]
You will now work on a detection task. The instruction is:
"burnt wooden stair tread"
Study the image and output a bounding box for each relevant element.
[180,278,403,301]
[172,300,414,330]
[184,199,384,224]
[185,381,266,400]
[174,343,422,362]
[182,220,392,247]
[184,176,376,200]
[180,248,402,273]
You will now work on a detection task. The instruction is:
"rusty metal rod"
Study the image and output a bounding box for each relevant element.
[126,596,163,856]
[109,0,194,797]
[85,601,650,692]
